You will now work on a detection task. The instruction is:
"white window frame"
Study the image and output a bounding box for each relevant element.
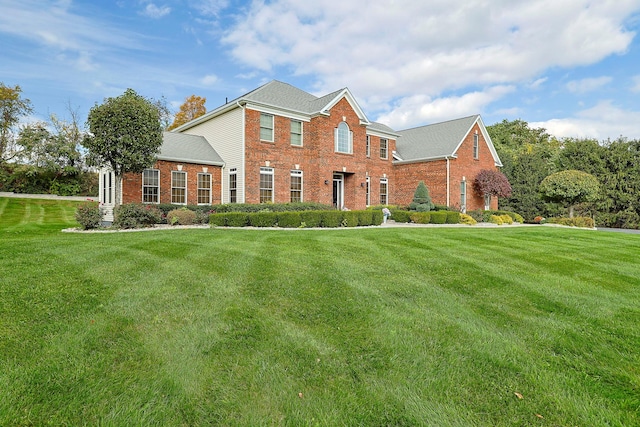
[365,176,370,206]
[260,167,274,203]
[484,194,491,210]
[366,135,370,157]
[142,169,159,204]
[460,180,467,213]
[290,170,303,202]
[171,170,187,205]
[229,168,237,203]
[290,119,303,146]
[473,133,479,159]
[260,113,274,142]
[335,121,353,154]
[380,138,388,159]
[197,172,212,205]
[380,177,388,205]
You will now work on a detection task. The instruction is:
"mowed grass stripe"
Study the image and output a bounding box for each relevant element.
[0,198,639,425]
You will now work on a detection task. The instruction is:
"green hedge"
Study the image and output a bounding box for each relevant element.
[430,211,447,224]
[210,210,383,228]
[445,211,461,224]
[212,202,333,213]
[390,209,411,223]
[410,212,431,224]
[467,209,524,224]
[277,212,302,228]
[546,216,595,228]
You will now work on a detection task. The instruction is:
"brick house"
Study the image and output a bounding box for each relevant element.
[100,80,502,218]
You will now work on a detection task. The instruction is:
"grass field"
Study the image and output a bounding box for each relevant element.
[1,197,639,426]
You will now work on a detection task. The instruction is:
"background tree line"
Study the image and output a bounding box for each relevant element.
[488,119,640,228]
[0,83,204,197]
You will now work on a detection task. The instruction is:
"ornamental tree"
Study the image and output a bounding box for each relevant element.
[1,83,33,162]
[83,89,163,206]
[473,169,512,198]
[409,181,435,211]
[539,169,599,218]
[167,95,206,130]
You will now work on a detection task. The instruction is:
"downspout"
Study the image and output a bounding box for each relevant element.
[446,157,450,207]
[237,100,245,203]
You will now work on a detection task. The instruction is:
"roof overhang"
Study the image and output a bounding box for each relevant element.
[157,155,225,167]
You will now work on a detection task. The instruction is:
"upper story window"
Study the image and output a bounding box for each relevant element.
[473,133,479,159]
[335,122,352,154]
[290,120,302,146]
[366,135,370,157]
[142,169,159,204]
[260,113,274,142]
[380,138,388,159]
[171,170,187,204]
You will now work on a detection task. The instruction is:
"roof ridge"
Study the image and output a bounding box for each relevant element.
[399,114,479,132]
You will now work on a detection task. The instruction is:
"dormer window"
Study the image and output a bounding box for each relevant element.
[335,122,353,154]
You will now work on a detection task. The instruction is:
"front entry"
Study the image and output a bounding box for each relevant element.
[332,173,344,209]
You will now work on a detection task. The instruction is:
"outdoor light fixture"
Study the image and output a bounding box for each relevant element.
[324,180,329,185]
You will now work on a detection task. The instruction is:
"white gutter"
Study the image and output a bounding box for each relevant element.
[238,100,246,203]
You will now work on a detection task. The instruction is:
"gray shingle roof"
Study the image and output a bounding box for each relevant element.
[158,132,224,166]
[395,115,480,161]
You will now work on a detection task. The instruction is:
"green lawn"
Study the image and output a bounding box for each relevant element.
[1,197,639,426]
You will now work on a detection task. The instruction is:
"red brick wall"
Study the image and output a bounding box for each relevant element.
[243,99,395,209]
[392,122,500,210]
[122,160,222,205]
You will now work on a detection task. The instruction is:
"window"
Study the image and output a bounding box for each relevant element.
[142,169,159,203]
[102,172,113,204]
[260,113,274,141]
[171,170,187,204]
[229,168,237,203]
[473,133,479,159]
[380,178,388,205]
[335,122,352,154]
[290,120,302,146]
[290,170,303,202]
[197,173,211,205]
[366,135,370,157]
[380,138,388,159]
[460,180,467,213]
[365,176,370,206]
[260,167,274,203]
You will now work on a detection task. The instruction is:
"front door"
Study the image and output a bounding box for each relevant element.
[332,173,344,209]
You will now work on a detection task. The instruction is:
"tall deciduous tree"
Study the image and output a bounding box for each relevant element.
[83,89,163,206]
[0,83,33,162]
[539,170,599,218]
[167,95,206,130]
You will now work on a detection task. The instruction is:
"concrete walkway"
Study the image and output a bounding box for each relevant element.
[0,192,93,202]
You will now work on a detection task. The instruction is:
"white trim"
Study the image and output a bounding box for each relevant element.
[260,166,274,203]
[290,119,303,146]
[320,88,370,125]
[245,103,311,122]
[171,170,187,205]
[290,169,303,202]
[259,112,274,142]
[197,172,212,205]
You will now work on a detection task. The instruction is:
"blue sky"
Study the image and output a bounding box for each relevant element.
[2,0,640,139]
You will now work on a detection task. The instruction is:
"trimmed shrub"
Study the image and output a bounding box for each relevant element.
[277,211,302,228]
[489,215,503,225]
[342,211,359,227]
[225,212,250,227]
[459,213,477,225]
[167,208,197,225]
[409,212,431,224]
[430,211,447,224]
[546,216,595,228]
[210,213,227,226]
[321,211,343,228]
[249,212,278,227]
[212,202,333,213]
[298,211,320,227]
[500,214,513,224]
[389,209,410,223]
[75,201,102,230]
[445,211,461,224]
[371,210,384,225]
[113,203,163,229]
[357,210,374,226]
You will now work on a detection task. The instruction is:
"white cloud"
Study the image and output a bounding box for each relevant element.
[528,77,548,90]
[200,74,219,86]
[531,101,640,140]
[566,76,612,94]
[141,3,171,19]
[221,0,639,128]
[189,0,229,17]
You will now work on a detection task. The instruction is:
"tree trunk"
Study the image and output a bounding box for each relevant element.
[114,173,123,208]
[569,205,574,218]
